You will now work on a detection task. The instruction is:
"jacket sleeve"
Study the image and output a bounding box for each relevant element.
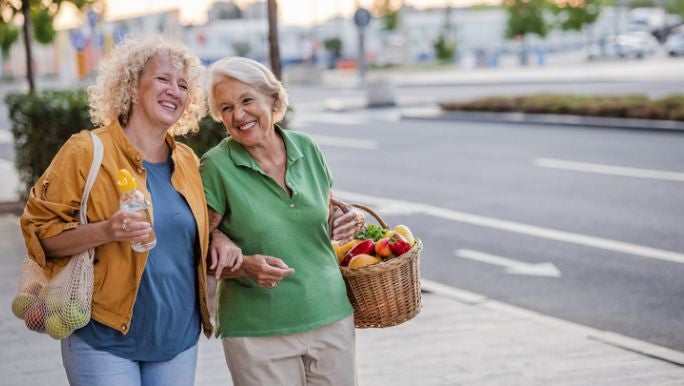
[20,131,91,268]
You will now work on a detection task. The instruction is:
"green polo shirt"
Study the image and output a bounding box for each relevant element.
[200,126,352,337]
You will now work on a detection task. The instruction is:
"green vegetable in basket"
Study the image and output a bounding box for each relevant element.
[355,224,386,242]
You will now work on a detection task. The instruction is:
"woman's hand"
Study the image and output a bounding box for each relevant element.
[209,229,244,279]
[103,210,153,244]
[41,210,153,258]
[329,197,365,244]
[237,254,295,288]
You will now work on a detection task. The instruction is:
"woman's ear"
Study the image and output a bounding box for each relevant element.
[272,93,279,111]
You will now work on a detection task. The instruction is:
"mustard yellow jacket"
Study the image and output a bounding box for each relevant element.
[20,122,212,337]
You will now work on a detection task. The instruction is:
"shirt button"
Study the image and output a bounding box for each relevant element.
[137,168,143,174]
[121,324,127,331]
[290,204,295,208]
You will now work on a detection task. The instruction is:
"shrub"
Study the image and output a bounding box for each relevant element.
[6,90,93,198]
[439,93,684,121]
[176,116,226,157]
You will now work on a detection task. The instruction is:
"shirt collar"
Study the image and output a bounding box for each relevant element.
[227,125,303,170]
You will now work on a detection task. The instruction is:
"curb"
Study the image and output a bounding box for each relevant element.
[0,200,24,215]
[401,109,684,132]
[421,279,684,367]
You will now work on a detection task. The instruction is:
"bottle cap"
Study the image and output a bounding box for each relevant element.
[117,169,137,192]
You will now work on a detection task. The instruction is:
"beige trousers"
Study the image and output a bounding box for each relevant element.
[222,315,356,386]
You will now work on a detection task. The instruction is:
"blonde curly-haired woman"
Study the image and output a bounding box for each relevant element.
[19,35,230,386]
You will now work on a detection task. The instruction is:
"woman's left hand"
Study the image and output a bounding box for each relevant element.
[209,229,244,279]
[330,197,365,244]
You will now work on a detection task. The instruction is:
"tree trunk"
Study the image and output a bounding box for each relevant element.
[21,0,35,93]
[267,0,282,81]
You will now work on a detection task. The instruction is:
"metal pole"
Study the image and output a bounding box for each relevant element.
[358,28,367,84]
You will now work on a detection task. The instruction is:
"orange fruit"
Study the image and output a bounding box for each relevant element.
[348,254,382,269]
[334,239,362,263]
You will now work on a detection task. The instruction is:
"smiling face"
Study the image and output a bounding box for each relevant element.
[129,53,189,132]
[213,77,276,149]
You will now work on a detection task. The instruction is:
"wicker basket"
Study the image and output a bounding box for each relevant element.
[339,204,422,328]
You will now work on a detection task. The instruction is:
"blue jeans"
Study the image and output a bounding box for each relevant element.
[61,334,198,386]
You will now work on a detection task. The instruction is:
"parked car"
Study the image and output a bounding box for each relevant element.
[587,35,648,60]
[622,31,660,55]
[665,33,684,56]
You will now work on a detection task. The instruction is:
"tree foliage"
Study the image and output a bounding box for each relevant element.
[323,37,343,60]
[1,0,93,45]
[505,0,603,40]
[666,0,684,19]
[504,0,550,39]
[549,0,602,32]
[0,0,95,91]
[433,33,456,63]
[373,0,400,31]
[0,22,19,59]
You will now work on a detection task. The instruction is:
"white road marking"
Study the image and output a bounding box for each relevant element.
[294,112,368,126]
[310,134,378,149]
[534,158,684,182]
[334,190,684,264]
[455,249,561,277]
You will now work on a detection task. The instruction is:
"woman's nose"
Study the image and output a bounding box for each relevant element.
[232,105,245,120]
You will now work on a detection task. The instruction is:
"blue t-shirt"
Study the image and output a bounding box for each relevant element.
[76,156,201,361]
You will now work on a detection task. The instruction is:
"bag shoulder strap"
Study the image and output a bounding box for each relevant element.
[79,132,104,225]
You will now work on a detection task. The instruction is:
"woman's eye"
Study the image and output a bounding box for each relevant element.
[178,84,188,91]
[243,98,253,104]
[222,106,233,112]
[157,77,168,83]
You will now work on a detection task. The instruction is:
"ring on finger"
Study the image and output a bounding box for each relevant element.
[121,220,128,232]
[270,281,277,288]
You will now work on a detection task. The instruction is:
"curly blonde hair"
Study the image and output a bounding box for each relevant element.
[88,35,206,136]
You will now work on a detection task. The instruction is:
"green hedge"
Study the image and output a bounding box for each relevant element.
[439,94,684,121]
[5,90,226,198]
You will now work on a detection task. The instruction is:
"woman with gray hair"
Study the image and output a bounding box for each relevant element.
[20,35,220,385]
[200,56,364,385]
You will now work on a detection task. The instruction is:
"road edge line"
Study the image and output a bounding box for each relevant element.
[421,279,684,367]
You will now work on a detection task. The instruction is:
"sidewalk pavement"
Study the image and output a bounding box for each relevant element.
[2,214,684,385]
[317,56,684,89]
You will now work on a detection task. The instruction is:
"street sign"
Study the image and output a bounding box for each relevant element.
[354,8,371,29]
[70,29,87,52]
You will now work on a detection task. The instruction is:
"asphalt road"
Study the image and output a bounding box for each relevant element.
[290,100,684,353]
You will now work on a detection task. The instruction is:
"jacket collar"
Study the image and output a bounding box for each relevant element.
[106,120,177,165]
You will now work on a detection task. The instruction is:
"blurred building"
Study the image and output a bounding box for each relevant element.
[3,2,681,82]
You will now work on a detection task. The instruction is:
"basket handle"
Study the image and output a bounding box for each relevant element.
[351,204,389,230]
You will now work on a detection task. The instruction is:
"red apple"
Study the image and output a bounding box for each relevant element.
[24,303,46,332]
[24,282,44,296]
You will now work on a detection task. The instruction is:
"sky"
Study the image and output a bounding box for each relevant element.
[95,0,499,27]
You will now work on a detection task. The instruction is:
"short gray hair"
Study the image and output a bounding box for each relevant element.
[207,57,289,123]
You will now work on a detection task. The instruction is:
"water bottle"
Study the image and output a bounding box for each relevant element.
[117,169,156,252]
